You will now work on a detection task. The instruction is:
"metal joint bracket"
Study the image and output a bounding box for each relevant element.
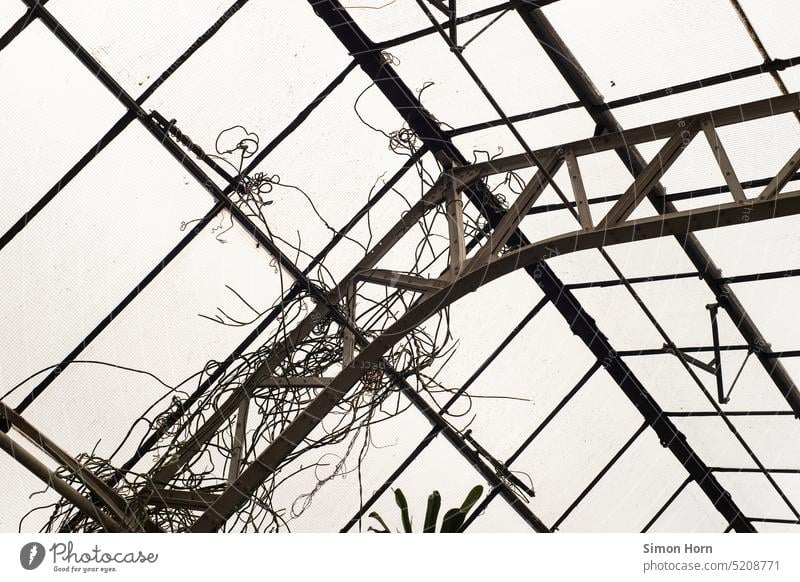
[463,429,535,499]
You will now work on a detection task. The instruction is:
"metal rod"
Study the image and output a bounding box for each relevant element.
[711,467,800,474]
[707,304,727,403]
[550,423,648,531]
[667,411,795,417]
[460,362,599,531]
[567,267,800,290]
[226,398,250,485]
[0,430,124,532]
[448,55,800,138]
[641,477,693,533]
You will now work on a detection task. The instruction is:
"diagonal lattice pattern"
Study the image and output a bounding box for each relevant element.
[1,0,800,533]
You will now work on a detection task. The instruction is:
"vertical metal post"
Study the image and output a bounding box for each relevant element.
[448,0,458,50]
[343,282,357,366]
[445,172,466,279]
[227,398,250,484]
[707,303,727,404]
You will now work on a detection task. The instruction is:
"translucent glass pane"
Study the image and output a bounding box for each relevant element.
[438,302,596,460]
[672,417,759,469]
[0,21,125,234]
[695,214,800,277]
[545,0,761,98]
[455,12,578,117]
[49,0,236,96]
[510,369,644,526]
[0,124,213,395]
[728,278,800,351]
[0,0,25,32]
[143,1,351,154]
[647,481,729,532]
[569,286,665,350]
[19,221,294,462]
[716,472,798,521]
[559,431,688,533]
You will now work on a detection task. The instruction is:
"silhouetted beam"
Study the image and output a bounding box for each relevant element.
[459,91,800,180]
[0,430,124,532]
[143,488,221,511]
[359,269,447,293]
[0,403,160,532]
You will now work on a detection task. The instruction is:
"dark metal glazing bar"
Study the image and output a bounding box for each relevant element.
[550,422,648,531]
[449,55,800,138]
[641,477,692,533]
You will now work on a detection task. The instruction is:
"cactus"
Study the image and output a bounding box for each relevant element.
[368,485,483,533]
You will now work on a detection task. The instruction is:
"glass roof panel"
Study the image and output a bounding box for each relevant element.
[0,21,125,234]
[509,369,644,526]
[0,1,25,32]
[0,125,214,396]
[544,0,762,99]
[646,481,729,532]
[558,431,688,533]
[49,0,238,97]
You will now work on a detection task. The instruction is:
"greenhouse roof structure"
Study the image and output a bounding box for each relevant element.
[2,0,800,533]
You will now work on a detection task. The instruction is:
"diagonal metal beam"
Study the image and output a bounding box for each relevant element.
[0,429,125,532]
[759,144,800,200]
[600,120,699,227]
[358,269,448,293]
[444,171,467,278]
[565,149,593,229]
[701,118,747,202]
[0,403,160,532]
